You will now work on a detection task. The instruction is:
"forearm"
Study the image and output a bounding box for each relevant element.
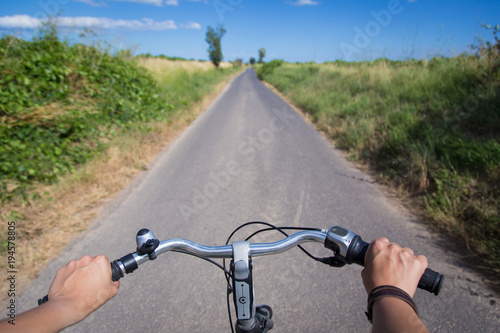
[371,297,428,333]
[0,255,118,332]
[0,301,76,333]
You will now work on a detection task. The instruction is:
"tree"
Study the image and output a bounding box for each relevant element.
[233,58,243,67]
[249,57,256,65]
[205,25,226,68]
[258,48,266,63]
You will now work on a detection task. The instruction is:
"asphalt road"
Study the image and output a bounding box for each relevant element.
[17,68,499,332]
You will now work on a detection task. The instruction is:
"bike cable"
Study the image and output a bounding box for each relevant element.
[222,221,329,333]
[171,250,233,278]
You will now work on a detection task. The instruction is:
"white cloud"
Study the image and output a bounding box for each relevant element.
[165,0,179,5]
[0,15,40,29]
[0,15,180,30]
[115,0,164,6]
[287,0,320,6]
[180,21,201,30]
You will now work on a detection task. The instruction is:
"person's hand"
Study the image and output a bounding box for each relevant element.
[45,255,120,327]
[361,237,428,297]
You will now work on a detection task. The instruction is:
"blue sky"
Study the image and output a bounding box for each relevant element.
[1,0,499,62]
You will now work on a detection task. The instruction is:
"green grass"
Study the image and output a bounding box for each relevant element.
[154,65,238,112]
[258,54,500,274]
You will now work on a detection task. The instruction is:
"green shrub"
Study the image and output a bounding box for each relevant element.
[256,59,284,80]
[0,24,170,204]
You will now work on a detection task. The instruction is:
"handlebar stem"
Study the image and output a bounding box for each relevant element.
[232,241,255,323]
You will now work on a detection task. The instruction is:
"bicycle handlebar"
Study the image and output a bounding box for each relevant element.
[38,226,444,308]
[109,230,328,283]
[108,227,443,294]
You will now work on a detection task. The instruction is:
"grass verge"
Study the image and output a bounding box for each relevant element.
[258,56,500,282]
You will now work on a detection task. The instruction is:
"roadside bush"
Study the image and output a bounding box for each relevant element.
[256,59,284,80]
[0,23,169,205]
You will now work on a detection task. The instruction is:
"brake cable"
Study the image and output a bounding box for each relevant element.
[171,250,233,278]
[222,221,332,333]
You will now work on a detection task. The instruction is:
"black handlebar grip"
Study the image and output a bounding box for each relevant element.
[111,260,124,282]
[38,295,49,306]
[347,236,444,296]
[418,268,445,296]
[346,235,369,266]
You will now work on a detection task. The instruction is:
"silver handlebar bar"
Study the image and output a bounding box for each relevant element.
[132,230,328,266]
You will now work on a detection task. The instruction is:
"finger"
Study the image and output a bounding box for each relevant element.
[95,254,109,264]
[94,255,111,273]
[372,236,389,243]
[386,242,403,255]
[415,254,428,269]
[369,237,390,253]
[402,247,415,256]
[60,259,78,275]
[111,280,120,295]
[76,255,94,267]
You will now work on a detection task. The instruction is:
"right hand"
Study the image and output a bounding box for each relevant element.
[361,237,428,297]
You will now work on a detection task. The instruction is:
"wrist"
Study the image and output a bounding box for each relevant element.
[371,297,427,333]
[11,299,84,333]
[365,285,419,323]
[372,296,414,313]
[44,298,88,329]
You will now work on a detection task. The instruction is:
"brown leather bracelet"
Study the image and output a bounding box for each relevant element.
[365,285,419,323]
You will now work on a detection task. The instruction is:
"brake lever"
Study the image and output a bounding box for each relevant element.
[321,256,346,268]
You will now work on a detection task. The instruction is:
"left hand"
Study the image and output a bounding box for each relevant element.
[45,255,120,327]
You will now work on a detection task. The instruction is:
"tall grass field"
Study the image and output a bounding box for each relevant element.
[258,41,500,275]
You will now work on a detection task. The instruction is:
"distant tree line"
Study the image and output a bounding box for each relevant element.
[136,54,203,61]
[248,48,265,65]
